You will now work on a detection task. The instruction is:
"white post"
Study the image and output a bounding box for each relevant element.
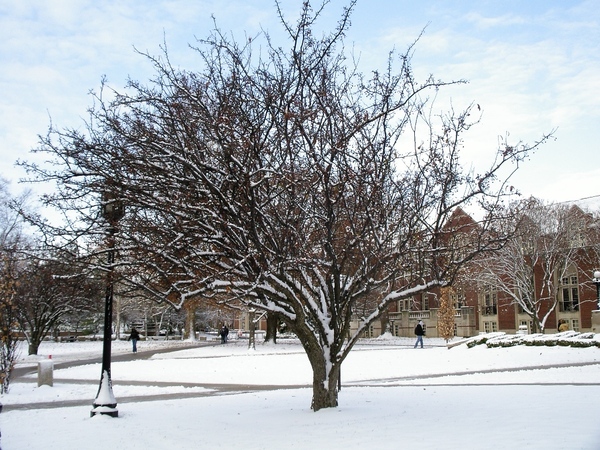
[37,358,54,387]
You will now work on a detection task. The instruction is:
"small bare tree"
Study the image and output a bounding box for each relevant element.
[0,254,20,394]
[15,251,103,355]
[474,198,583,332]
[0,180,28,392]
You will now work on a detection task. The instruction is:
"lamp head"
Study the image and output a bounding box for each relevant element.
[102,192,124,222]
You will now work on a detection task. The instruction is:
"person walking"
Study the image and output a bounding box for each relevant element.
[220,325,229,344]
[414,320,425,348]
[128,327,140,353]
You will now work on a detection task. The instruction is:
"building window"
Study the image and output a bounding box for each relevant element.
[482,286,497,315]
[571,319,580,332]
[568,228,585,248]
[483,321,497,333]
[451,291,465,309]
[560,275,579,312]
[413,294,431,311]
[519,320,532,333]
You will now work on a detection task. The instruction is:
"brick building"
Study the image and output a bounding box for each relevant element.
[229,204,598,340]
[375,205,600,338]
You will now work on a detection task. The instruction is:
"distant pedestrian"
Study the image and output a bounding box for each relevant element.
[414,320,425,348]
[220,325,229,344]
[128,327,140,353]
[558,319,569,332]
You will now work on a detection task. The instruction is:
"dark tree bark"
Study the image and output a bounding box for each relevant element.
[264,314,278,344]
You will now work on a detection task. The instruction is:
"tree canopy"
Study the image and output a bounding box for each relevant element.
[19,1,550,410]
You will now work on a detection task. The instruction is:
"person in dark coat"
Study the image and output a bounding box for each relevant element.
[414,320,425,348]
[220,325,229,344]
[127,327,140,353]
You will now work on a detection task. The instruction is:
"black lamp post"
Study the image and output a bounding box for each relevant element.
[593,270,600,311]
[91,193,124,418]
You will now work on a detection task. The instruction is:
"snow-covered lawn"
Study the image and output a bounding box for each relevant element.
[2,335,600,449]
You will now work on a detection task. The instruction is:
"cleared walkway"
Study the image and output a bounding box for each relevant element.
[6,343,600,412]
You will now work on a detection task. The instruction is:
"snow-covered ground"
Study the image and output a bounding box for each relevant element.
[2,334,600,449]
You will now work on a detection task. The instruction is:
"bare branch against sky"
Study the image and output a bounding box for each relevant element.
[1,0,599,206]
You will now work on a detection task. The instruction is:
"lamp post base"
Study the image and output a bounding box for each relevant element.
[90,405,119,418]
[91,370,118,417]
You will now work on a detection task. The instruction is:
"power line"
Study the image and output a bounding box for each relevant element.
[554,194,600,206]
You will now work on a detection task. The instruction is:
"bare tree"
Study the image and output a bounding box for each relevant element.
[19,1,550,410]
[14,250,103,354]
[473,198,584,332]
[0,179,28,392]
[0,253,20,393]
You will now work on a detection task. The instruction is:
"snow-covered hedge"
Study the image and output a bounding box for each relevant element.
[465,332,506,348]
[465,331,600,349]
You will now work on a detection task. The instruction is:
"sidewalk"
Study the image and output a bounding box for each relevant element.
[6,341,600,412]
[4,340,219,412]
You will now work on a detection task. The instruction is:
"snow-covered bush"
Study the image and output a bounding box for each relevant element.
[465,331,600,349]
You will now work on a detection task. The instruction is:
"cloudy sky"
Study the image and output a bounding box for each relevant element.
[1,0,599,209]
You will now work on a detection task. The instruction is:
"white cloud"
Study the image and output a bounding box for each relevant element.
[464,12,526,29]
[0,0,598,205]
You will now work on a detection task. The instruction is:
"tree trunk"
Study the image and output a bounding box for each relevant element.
[300,332,341,411]
[529,315,542,334]
[380,310,389,336]
[28,341,40,356]
[308,351,341,411]
[264,314,278,344]
[248,309,256,350]
[183,302,197,341]
[27,329,44,355]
